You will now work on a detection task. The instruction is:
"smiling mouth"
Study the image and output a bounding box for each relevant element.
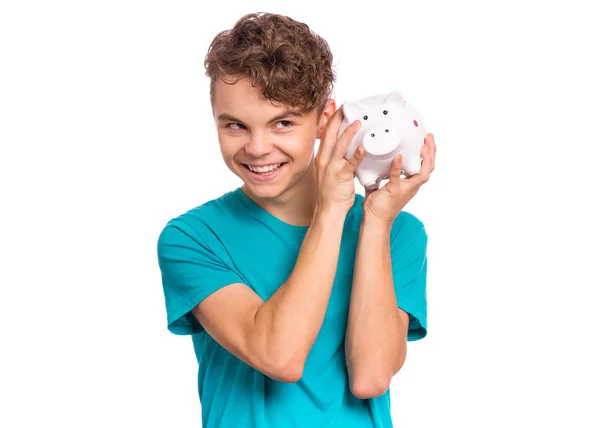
[241,162,287,173]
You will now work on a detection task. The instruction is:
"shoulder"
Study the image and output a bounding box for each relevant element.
[390,210,427,253]
[392,210,426,235]
[157,189,239,247]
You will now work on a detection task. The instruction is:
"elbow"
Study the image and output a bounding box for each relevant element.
[270,360,304,383]
[261,353,305,383]
[275,362,304,383]
[350,376,391,400]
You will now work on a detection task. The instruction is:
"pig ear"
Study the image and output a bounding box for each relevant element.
[342,101,363,120]
[383,91,405,106]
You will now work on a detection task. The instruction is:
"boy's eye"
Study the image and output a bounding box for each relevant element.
[225,122,244,131]
[275,120,293,129]
[225,120,293,130]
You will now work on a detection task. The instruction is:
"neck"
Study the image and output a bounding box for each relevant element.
[241,158,319,227]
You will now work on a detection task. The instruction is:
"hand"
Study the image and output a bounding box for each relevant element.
[314,107,365,214]
[362,133,436,226]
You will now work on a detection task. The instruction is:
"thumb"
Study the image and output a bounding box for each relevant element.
[342,145,365,174]
[388,154,404,186]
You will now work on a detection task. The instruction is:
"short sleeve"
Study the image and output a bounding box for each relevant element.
[156,219,245,335]
[390,218,428,341]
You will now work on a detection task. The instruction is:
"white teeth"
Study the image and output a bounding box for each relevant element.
[247,163,282,173]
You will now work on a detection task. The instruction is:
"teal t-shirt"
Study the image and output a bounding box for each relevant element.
[156,187,428,428]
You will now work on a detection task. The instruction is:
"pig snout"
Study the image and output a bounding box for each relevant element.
[361,125,402,159]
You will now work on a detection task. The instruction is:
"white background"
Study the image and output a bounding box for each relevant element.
[1,0,599,426]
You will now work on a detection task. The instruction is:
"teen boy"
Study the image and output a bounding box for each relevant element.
[157,12,436,428]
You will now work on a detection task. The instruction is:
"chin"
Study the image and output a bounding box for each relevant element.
[247,184,284,200]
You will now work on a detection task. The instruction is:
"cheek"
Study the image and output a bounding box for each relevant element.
[290,129,317,156]
[286,139,313,162]
[217,135,241,158]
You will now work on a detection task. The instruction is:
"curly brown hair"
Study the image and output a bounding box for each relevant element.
[204,12,336,116]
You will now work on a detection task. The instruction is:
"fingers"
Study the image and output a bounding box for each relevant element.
[426,133,436,156]
[406,134,435,185]
[342,144,365,174]
[427,134,436,171]
[332,119,361,160]
[317,108,344,163]
[419,134,436,177]
[372,134,436,201]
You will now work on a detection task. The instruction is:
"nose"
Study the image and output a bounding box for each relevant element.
[244,131,273,157]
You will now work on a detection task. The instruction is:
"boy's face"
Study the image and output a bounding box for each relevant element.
[212,75,334,200]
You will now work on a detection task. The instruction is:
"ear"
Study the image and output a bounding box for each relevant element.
[316,99,337,139]
[383,90,405,105]
[341,100,363,121]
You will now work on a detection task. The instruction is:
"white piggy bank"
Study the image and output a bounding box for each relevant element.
[337,91,426,190]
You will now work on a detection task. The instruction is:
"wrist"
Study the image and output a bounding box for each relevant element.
[312,204,348,225]
[362,211,395,232]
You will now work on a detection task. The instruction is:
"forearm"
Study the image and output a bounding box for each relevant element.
[253,207,347,373]
[345,216,408,396]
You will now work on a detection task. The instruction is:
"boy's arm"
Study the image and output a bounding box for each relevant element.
[344,216,409,399]
[345,134,434,398]
[192,206,347,383]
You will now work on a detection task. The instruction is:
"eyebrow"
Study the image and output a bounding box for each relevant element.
[217,110,303,125]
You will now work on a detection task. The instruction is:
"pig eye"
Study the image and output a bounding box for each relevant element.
[383,110,388,115]
[385,129,389,132]
[370,133,375,137]
[363,115,368,120]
